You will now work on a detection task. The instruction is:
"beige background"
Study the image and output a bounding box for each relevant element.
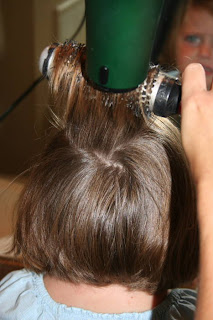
[0,0,86,239]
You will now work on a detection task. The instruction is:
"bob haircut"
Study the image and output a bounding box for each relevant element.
[13,41,199,294]
[158,0,213,68]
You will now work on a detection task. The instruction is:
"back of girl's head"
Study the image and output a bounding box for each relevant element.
[13,41,198,294]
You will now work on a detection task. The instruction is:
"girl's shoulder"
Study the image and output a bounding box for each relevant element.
[0,269,35,298]
[0,270,197,320]
[0,269,46,319]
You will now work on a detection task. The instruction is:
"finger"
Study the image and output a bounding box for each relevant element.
[182,63,207,100]
[210,77,213,92]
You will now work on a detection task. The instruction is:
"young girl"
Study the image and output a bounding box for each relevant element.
[159,0,213,90]
[0,41,201,319]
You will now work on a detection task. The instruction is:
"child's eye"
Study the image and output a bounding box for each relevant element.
[184,34,202,45]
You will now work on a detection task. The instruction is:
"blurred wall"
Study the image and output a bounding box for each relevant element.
[0,0,85,174]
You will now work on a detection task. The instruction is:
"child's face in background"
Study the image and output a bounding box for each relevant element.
[176,6,213,89]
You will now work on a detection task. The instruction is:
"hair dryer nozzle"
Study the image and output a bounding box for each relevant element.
[85,0,165,91]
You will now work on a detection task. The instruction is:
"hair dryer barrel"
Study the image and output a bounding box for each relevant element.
[85,0,165,91]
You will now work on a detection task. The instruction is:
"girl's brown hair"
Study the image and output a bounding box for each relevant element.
[13,42,198,294]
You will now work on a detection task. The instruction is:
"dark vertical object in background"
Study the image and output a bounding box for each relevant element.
[151,0,184,64]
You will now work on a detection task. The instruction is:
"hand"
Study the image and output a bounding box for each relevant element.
[181,63,213,185]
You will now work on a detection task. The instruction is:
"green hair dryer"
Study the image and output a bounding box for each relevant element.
[39,0,183,116]
[85,0,183,116]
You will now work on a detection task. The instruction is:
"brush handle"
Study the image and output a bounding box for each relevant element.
[151,76,181,117]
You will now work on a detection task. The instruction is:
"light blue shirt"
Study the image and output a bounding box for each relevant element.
[0,269,197,320]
